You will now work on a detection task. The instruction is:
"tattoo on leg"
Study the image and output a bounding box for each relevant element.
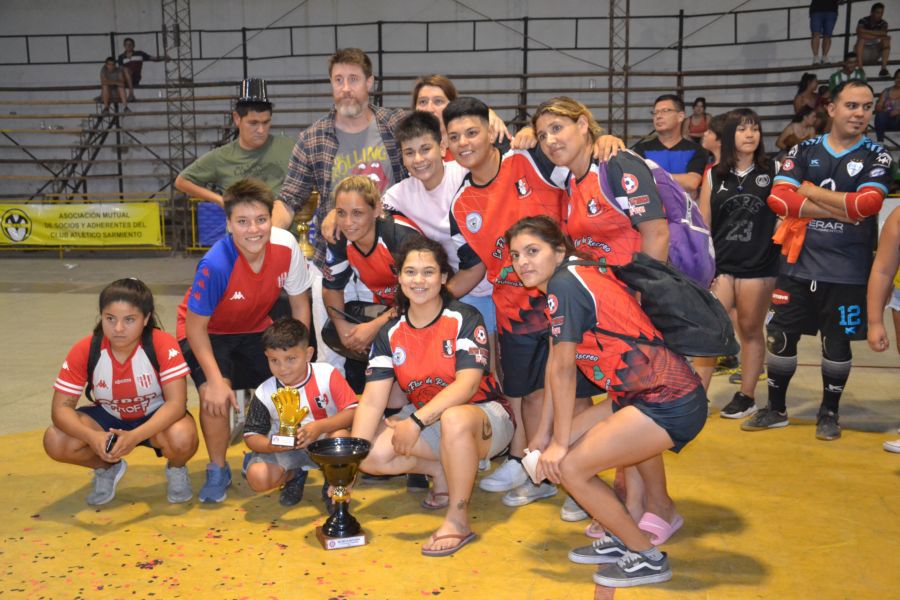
[481,419,492,441]
[456,498,468,510]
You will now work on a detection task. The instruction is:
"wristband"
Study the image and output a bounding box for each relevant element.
[409,412,427,430]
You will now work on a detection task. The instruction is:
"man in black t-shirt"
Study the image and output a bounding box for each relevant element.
[743,81,891,441]
[854,2,891,77]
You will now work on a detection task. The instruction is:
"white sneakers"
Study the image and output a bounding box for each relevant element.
[560,495,589,521]
[479,458,528,492]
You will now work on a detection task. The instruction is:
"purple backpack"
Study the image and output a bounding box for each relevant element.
[596,158,716,287]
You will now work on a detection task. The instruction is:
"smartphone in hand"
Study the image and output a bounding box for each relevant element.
[105,433,119,454]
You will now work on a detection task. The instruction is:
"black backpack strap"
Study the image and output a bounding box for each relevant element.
[567,259,610,270]
[593,326,666,348]
[84,330,103,402]
[142,326,160,374]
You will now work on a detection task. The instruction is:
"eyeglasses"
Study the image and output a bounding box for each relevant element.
[651,108,678,116]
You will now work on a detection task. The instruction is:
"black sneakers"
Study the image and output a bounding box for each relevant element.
[815,407,842,441]
[720,392,758,419]
[279,469,308,506]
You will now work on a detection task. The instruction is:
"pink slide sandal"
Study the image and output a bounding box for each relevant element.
[638,512,684,545]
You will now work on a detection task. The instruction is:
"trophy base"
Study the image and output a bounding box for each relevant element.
[316,526,366,550]
[271,434,296,447]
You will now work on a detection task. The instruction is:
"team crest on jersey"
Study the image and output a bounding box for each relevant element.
[473,325,488,345]
[547,294,558,314]
[515,178,532,198]
[782,159,795,171]
[277,272,287,288]
[137,373,153,388]
[442,339,454,358]
[587,198,601,215]
[755,174,770,187]
[392,347,407,366]
[787,145,799,157]
[875,152,892,167]
[466,212,483,233]
[621,173,639,194]
[846,160,864,177]
[491,237,506,260]
[313,395,327,409]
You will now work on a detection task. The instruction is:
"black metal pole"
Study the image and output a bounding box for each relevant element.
[376,21,384,107]
[518,16,529,126]
[241,27,248,79]
[677,10,685,98]
[842,1,853,57]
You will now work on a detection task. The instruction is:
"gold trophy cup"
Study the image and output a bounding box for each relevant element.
[270,387,309,447]
[308,437,371,549]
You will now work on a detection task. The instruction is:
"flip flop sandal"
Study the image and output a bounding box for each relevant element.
[584,519,606,539]
[420,491,449,510]
[421,531,477,557]
[638,511,684,545]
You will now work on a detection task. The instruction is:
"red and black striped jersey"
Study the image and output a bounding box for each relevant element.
[324,215,423,305]
[565,153,666,266]
[547,259,699,404]
[449,147,567,334]
[366,299,505,411]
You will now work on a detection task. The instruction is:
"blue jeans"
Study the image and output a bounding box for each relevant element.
[874,111,900,141]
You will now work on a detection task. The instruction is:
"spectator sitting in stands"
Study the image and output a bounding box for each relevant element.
[117,37,164,102]
[682,97,711,144]
[793,73,819,115]
[874,68,900,141]
[855,2,891,77]
[633,94,708,196]
[100,56,130,114]
[776,106,818,151]
[829,52,867,93]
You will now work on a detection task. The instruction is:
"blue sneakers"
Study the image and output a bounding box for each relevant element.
[199,462,232,503]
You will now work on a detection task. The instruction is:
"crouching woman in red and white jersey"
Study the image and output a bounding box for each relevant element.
[43,278,199,506]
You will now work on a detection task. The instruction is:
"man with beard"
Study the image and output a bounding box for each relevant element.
[276,48,407,380]
[278,48,406,271]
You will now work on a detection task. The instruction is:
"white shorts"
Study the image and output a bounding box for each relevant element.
[397,400,513,461]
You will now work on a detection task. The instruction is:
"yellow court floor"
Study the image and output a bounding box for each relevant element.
[1,257,899,599]
[2,413,899,600]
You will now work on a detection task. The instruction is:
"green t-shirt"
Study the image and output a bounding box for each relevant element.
[828,68,867,93]
[179,134,295,196]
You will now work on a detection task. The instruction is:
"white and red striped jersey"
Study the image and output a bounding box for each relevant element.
[245,363,358,439]
[53,329,190,420]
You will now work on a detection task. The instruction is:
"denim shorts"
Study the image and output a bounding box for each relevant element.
[77,404,167,457]
[613,386,708,453]
[809,11,837,36]
[244,447,318,473]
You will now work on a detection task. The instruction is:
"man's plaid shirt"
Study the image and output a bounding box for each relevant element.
[280,104,409,269]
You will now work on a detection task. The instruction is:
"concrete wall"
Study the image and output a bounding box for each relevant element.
[0,1,885,197]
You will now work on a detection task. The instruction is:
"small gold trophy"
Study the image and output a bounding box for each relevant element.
[270,387,309,447]
[294,190,320,260]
